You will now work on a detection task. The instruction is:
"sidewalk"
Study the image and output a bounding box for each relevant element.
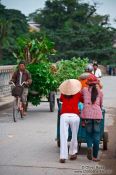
[0,95,14,110]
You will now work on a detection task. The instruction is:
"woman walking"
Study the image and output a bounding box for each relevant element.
[81,75,103,161]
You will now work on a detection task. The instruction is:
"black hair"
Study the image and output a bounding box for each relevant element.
[93,63,98,67]
[90,84,98,104]
[64,94,73,99]
[19,60,26,65]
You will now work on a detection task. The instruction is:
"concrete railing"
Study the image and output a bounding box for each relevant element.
[0,65,15,98]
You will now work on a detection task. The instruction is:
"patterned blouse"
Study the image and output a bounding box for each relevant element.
[81,87,103,119]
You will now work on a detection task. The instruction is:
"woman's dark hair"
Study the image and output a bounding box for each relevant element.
[90,84,98,104]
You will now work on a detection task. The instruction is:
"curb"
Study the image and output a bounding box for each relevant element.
[0,96,14,111]
[0,102,13,111]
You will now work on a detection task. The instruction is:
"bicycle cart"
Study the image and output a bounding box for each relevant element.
[27,90,56,112]
[56,98,108,151]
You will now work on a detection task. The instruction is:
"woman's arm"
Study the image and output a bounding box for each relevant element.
[100,91,103,108]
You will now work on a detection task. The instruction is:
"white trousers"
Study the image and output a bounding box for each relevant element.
[60,113,80,159]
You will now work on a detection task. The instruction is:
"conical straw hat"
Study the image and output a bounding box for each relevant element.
[59,79,82,95]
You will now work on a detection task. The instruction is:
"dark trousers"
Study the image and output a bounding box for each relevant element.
[85,119,101,158]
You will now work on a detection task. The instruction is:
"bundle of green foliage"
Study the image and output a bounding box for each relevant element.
[27,63,57,105]
[55,57,88,86]
[13,36,88,106]
[27,57,88,105]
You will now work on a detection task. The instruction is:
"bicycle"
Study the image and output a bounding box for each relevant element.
[10,81,26,122]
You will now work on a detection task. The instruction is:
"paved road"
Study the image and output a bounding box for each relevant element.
[102,76,116,108]
[0,76,116,175]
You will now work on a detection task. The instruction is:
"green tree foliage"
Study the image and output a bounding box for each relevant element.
[0,1,28,65]
[29,0,116,64]
[13,36,56,64]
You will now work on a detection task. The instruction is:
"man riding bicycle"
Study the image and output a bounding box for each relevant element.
[10,61,32,116]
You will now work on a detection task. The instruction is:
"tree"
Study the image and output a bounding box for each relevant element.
[29,0,116,64]
[13,36,56,64]
[0,2,29,64]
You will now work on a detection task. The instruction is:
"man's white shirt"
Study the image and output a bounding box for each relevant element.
[92,68,102,78]
[19,71,23,85]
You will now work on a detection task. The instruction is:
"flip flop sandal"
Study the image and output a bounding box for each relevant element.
[92,157,100,162]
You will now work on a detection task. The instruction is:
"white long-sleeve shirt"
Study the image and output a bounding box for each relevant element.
[92,68,102,78]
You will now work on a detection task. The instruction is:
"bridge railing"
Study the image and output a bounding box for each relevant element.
[0,66,15,98]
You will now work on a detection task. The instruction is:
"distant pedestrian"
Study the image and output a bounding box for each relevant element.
[92,63,102,78]
[113,67,116,76]
[108,66,112,75]
[106,65,109,74]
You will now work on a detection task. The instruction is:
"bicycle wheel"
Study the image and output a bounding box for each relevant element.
[13,99,18,122]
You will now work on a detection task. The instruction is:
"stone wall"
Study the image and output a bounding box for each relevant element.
[0,66,14,98]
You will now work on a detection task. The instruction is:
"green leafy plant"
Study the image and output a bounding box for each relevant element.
[27,63,57,105]
[55,57,88,86]
[13,35,88,106]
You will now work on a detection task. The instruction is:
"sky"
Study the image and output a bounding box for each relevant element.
[1,0,116,28]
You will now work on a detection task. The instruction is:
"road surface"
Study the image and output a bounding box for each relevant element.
[0,76,116,175]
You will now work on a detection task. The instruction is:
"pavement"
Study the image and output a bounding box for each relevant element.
[0,96,14,110]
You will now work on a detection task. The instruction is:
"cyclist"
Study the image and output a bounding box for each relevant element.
[10,61,32,115]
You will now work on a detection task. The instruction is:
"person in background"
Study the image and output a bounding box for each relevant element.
[59,79,83,163]
[92,63,102,78]
[79,64,93,88]
[10,61,32,115]
[113,67,116,76]
[81,75,103,161]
